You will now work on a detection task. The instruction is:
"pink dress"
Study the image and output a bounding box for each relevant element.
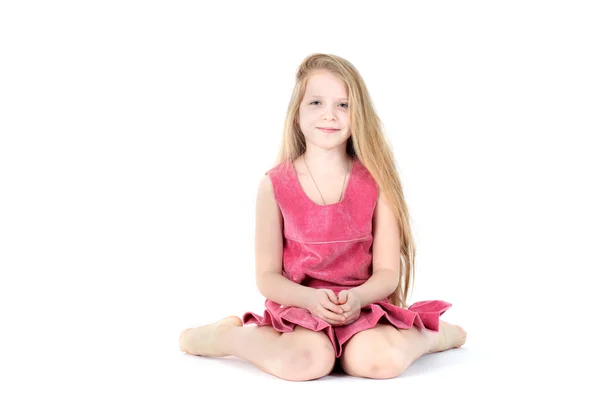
[242,156,451,358]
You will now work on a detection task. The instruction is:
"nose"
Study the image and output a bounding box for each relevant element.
[321,106,337,121]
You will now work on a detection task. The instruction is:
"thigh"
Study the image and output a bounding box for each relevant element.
[340,323,409,379]
[278,325,336,362]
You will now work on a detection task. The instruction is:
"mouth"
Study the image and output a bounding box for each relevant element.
[318,128,340,134]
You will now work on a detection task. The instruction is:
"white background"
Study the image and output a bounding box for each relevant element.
[1,1,598,398]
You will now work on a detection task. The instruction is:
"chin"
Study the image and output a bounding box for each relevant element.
[318,141,349,151]
[305,131,350,147]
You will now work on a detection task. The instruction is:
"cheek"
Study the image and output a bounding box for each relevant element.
[341,114,350,127]
[302,108,320,120]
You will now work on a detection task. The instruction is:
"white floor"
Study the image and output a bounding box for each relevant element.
[168,312,576,399]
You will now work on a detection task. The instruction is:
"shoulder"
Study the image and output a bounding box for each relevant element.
[257,161,293,202]
[264,161,293,178]
[258,173,274,194]
[256,173,282,222]
[261,162,294,188]
[354,158,378,186]
[352,158,380,204]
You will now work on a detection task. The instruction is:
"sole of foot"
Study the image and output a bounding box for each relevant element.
[179,315,243,357]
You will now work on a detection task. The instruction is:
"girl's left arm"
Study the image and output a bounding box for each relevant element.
[349,191,401,307]
[349,269,399,307]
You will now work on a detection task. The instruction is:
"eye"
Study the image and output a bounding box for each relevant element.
[309,100,349,108]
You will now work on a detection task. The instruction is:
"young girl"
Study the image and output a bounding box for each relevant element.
[179,53,467,381]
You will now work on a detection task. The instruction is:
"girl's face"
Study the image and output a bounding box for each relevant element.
[298,69,351,151]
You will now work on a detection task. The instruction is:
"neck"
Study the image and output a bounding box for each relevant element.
[301,146,352,175]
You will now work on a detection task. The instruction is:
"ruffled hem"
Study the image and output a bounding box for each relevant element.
[242,299,452,358]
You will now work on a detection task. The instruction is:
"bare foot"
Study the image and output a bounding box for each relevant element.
[179,316,243,357]
[426,320,467,353]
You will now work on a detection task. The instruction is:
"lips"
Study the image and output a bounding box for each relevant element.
[318,127,340,133]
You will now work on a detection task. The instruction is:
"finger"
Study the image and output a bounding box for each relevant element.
[318,306,346,323]
[342,313,359,325]
[321,316,345,325]
[320,298,344,314]
[338,290,348,304]
[322,301,345,315]
[323,301,345,314]
[340,303,351,312]
[343,311,359,321]
[322,317,345,326]
[325,290,340,305]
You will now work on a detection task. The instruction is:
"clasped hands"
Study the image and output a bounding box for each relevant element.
[307,289,362,326]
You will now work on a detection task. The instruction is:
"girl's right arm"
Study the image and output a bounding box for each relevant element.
[253,174,346,325]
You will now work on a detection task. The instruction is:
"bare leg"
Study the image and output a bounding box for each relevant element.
[384,320,467,369]
[179,316,336,381]
[341,320,467,379]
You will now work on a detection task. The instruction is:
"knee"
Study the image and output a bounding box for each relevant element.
[275,345,336,381]
[344,347,409,379]
[367,350,410,379]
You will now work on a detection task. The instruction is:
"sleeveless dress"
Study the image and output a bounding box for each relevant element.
[241,156,452,358]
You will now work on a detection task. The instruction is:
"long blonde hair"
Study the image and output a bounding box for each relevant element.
[273,53,416,309]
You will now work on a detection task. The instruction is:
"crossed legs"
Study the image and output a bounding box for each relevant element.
[179,317,466,381]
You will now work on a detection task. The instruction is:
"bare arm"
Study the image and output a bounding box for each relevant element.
[350,191,401,307]
[254,173,314,309]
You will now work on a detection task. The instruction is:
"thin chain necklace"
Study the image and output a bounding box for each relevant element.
[302,154,350,206]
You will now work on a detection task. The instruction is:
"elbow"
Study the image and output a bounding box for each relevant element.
[256,271,273,297]
[383,269,400,292]
[256,275,265,296]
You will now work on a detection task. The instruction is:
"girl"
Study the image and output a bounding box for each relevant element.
[179,53,467,381]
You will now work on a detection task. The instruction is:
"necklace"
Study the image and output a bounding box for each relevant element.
[302,154,351,206]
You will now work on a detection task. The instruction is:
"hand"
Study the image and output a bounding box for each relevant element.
[306,289,347,325]
[337,290,362,325]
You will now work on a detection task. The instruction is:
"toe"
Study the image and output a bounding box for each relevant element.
[179,328,193,344]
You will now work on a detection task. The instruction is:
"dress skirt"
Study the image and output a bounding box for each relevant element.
[242,299,452,358]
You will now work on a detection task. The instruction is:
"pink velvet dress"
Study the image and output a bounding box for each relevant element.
[242,156,451,358]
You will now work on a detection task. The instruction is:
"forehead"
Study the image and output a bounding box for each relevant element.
[305,70,348,96]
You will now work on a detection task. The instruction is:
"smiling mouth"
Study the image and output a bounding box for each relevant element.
[318,128,340,133]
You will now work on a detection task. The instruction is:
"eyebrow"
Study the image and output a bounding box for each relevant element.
[308,95,348,101]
